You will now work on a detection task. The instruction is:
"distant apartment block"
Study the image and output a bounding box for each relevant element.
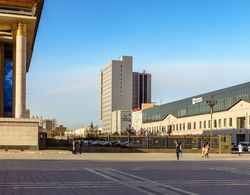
[132,71,151,109]
[42,119,56,132]
[100,56,133,132]
[43,119,53,131]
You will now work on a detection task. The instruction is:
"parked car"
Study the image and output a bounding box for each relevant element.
[109,140,121,147]
[239,142,250,152]
[120,141,130,147]
[231,143,238,151]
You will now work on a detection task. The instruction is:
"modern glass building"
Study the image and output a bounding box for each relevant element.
[143,82,250,123]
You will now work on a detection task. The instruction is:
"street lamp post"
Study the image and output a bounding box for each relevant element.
[207,96,217,148]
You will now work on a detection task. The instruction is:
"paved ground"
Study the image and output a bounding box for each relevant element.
[1,152,250,194]
[1,150,250,161]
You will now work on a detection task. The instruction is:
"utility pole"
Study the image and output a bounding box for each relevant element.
[207,96,217,148]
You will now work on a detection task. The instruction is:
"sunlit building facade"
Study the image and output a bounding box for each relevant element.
[0,0,44,149]
[132,82,250,144]
[100,56,133,132]
[111,110,132,134]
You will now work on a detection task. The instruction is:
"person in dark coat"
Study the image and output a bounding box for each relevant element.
[176,141,181,160]
[78,139,83,154]
[72,139,76,154]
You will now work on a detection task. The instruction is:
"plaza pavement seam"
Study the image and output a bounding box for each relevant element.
[0,181,121,189]
[86,168,159,195]
[91,168,195,195]
[156,179,250,186]
[107,168,199,195]
[210,167,250,176]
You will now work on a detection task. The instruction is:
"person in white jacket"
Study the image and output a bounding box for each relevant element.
[238,143,243,156]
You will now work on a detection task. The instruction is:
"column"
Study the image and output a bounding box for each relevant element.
[15,22,26,118]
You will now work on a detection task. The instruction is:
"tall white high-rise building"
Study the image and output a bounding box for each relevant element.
[101,56,133,132]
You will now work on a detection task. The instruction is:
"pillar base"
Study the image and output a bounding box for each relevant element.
[0,118,39,150]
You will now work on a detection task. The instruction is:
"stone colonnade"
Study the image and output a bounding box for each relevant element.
[15,22,27,118]
[0,22,27,118]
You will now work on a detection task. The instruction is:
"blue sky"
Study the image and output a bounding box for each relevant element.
[27,0,250,129]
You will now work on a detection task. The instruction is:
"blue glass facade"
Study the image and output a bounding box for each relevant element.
[143,82,250,123]
[3,45,13,117]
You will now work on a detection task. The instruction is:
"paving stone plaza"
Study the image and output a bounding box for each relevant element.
[0,152,250,195]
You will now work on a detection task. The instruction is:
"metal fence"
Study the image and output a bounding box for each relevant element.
[86,135,220,149]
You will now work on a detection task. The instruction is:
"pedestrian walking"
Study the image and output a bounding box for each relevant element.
[176,142,181,160]
[75,139,80,154]
[204,143,210,158]
[72,139,76,154]
[201,144,205,157]
[238,143,243,156]
[201,142,207,158]
[78,139,83,154]
[179,142,183,158]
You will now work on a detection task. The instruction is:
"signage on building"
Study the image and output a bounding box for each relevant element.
[121,113,131,122]
[192,97,203,105]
